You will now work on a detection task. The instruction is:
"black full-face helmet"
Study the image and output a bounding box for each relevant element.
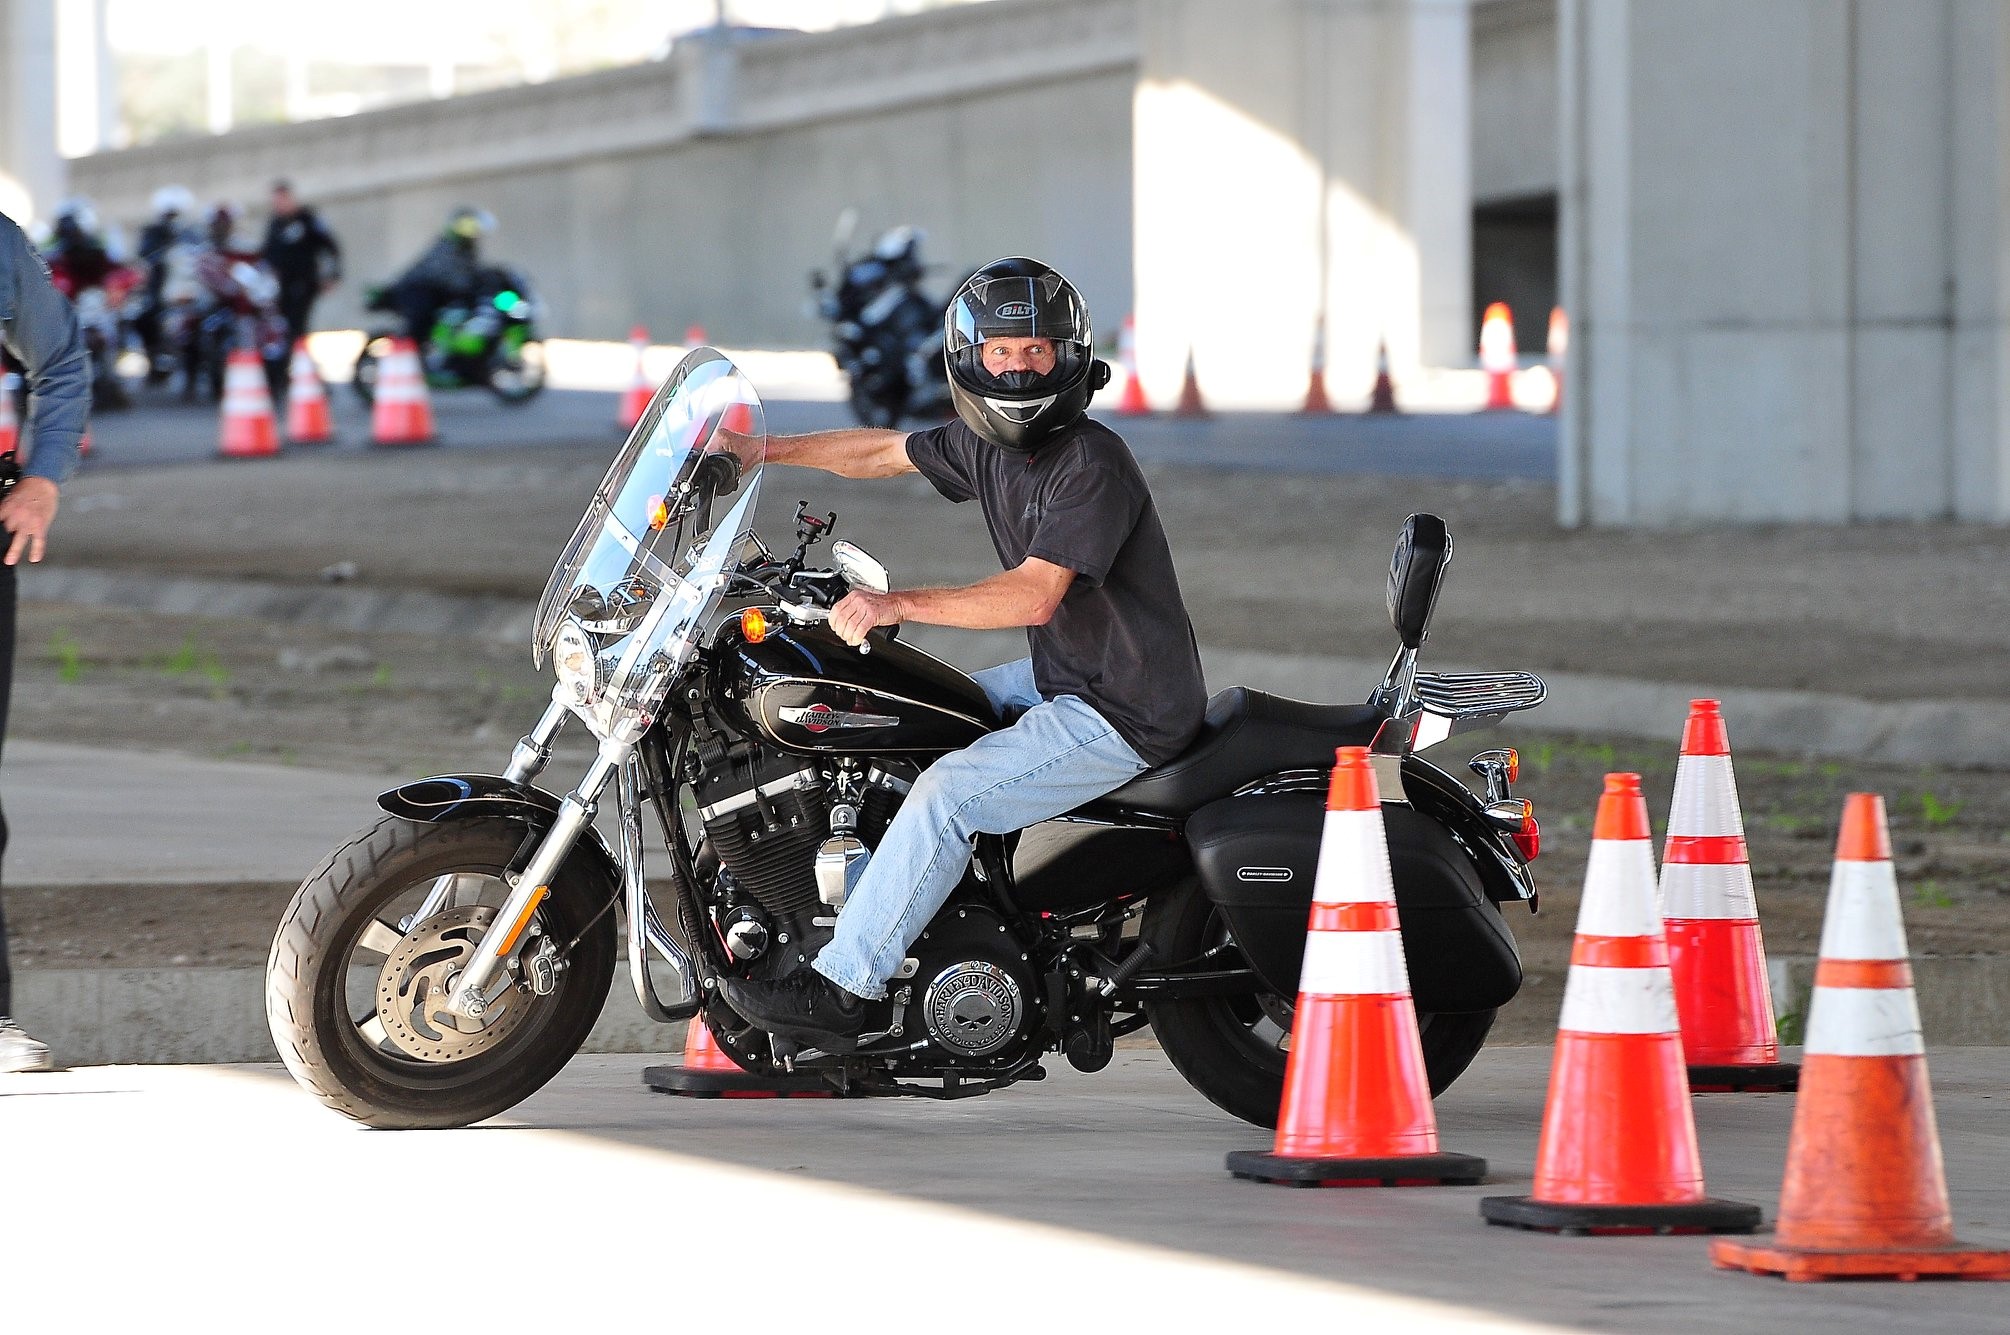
[945,257,1109,454]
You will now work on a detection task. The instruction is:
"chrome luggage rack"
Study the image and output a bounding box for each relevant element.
[1413,671,1548,725]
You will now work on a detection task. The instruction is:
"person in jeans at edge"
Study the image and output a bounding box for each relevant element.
[724,256,1207,1052]
[0,211,87,1073]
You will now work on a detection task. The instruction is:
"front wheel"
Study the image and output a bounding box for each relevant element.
[266,814,618,1129]
[1142,877,1496,1129]
[487,338,546,404]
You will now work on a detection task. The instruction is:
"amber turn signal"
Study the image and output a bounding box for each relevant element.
[740,607,770,643]
[1502,748,1519,784]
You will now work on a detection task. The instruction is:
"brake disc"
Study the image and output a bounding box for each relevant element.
[375,906,535,1062]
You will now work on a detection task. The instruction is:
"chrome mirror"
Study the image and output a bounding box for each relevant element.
[832,540,889,593]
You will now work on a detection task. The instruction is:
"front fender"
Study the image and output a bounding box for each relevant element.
[378,773,620,873]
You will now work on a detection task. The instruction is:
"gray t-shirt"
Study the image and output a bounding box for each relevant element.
[906,417,1207,765]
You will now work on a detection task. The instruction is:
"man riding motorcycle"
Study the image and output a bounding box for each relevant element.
[388,206,492,369]
[135,186,199,384]
[724,256,1198,1052]
[188,203,288,401]
[41,199,139,410]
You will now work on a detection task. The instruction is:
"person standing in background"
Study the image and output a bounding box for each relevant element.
[260,180,341,360]
[0,211,87,1073]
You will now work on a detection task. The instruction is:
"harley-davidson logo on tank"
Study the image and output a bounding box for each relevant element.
[778,703,901,733]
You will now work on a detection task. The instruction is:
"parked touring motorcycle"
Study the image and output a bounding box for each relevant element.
[809,222,956,429]
[266,349,1547,1130]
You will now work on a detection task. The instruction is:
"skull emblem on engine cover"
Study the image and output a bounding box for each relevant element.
[922,961,1024,1059]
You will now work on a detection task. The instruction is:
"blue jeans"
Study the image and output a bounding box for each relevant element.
[812,658,1149,1000]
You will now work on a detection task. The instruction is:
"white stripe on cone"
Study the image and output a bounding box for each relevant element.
[1296,929,1410,998]
[1558,964,1682,1035]
[1573,840,1664,937]
[1667,754,1745,837]
[1311,809,1396,905]
[1817,859,1909,960]
[1660,862,1759,920]
[1803,985,1924,1057]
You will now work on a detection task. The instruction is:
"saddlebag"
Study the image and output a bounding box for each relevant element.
[1185,793,1521,1014]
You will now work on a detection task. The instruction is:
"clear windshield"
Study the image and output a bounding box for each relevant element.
[534,348,764,738]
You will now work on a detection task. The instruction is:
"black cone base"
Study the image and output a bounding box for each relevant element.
[1481,1194,1761,1235]
[1687,1061,1800,1093]
[1227,1148,1487,1188]
[642,1063,838,1099]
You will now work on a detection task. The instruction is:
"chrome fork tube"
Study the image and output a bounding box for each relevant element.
[505,696,569,784]
[620,755,699,1020]
[444,739,626,1021]
[412,697,571,926]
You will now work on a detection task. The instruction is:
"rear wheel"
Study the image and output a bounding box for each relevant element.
[351,335,393,405]
[1142,877,1496,1129]
[266,814,618,1129]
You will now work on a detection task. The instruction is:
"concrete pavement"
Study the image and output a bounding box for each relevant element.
[6,1047,2010,1331]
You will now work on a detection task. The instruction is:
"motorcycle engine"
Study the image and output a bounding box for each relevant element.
[692,740,911,922]
[901,903,1041,1065]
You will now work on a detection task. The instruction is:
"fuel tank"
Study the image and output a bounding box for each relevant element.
[709,617,997,756]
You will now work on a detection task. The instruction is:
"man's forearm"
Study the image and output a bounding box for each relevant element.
[767,428,912,478]
[895,572,1059,631]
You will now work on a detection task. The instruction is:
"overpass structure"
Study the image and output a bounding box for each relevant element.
[5,0,2009,528]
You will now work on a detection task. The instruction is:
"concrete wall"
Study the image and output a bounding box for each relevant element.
[70,0,1138,348]
[0,0,63,223]
[1133,0,1473,409]
[1560,0,2010,526]
[1471,0,1556,205]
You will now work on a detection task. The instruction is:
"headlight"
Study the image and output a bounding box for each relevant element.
[551,621,599,706]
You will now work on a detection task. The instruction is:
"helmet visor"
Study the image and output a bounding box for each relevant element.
[946,269,1090,354]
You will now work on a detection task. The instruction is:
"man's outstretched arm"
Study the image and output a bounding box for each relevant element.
[766,428,917,479]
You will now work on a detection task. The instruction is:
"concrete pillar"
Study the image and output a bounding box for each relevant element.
[1133,0,1472,410]
[1561,0,2010,527]
[0,0,63,225]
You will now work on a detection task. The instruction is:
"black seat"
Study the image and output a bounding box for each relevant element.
[1098,687,1384,817]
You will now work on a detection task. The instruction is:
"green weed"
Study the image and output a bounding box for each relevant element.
[47,631,83,683]
[1914,879,1953,909]
[1918,791,1963,828]
[160,636,230,692]
[1774,1008,1805,1046]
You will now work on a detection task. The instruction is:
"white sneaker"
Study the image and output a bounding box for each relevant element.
[0,1019,54,1073]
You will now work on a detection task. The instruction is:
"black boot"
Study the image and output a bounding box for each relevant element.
[724,967,867,1053]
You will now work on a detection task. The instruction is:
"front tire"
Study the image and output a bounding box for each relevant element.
[1142,877,1496,1129]
[266,814,617,1129]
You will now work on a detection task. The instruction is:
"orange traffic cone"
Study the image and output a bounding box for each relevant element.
[1713,796,2010,1280]
[1546,306,1568,416]
[0,372,18,456]
[217,349,280,458]
[1481,774,1760,1234]
[719,401,755,436]
[1663,700,1797,1092]
[283,340,333,444]
[1173,346,1208,419]
[1479,301,1517,412]
[683,324,708,347]
[1227,746,1486,1187]
[1367,340,1398,414]
[371,337,436,446]
[617,326,653,431]
[1299,322,1332,414]
[642,1016,838,1099]
[1114,315,1148,416]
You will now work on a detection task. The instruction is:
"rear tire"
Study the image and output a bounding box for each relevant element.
[266,814,617,1129]
[1142,877,1497,1129]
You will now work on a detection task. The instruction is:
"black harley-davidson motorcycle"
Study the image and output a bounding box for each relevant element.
[265,348,1547,1130]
